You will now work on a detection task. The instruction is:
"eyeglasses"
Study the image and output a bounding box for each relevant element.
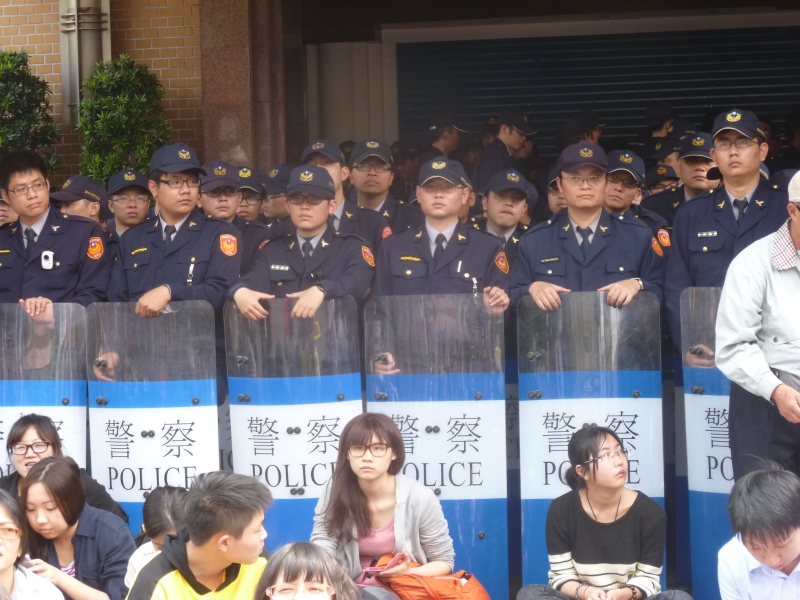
[349,443,389,458]
[267,194,286,201]
[158,178,201,188]
[9,441,52,455]
[0,527,21,541]
[713,138,758,151]
[421,183,461,193]
[353,163,392,173]
[202,188,240,198]
[241,192,264,205]
[649,183,672,192]
[111,195,149,205]
[8,181,47,197]
[606,174,640,189]
[287,194,327,206]
[582,448,629,466]
[561,175,606,186]
[267,584,334,598]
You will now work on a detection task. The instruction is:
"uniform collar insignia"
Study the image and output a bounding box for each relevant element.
[321,239,329,247]
[755,200,765,207]
[673,201,680,208]
[51,225,60,231]
[512,236,519,244]
[10,228,16,233]
[717,200,725,209]
[383,210,390,218]
[345,212,353,219]
[189,221,197,227]
[415,231,422,238]
[599,225,608,232]
[153,221,158,228]
[267,222,273,228]
[562,225,570,231]
[289,241,295,250]
[457,233,466,241]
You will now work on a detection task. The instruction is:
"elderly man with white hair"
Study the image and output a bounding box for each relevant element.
[716,171,800,480]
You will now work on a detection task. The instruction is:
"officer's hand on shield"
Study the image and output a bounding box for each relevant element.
[233,287,275,320]
[598,279,640,308]
[19,297,53,324]
[483,286,509,314]
[529,281,571,311]
[135,285,172,318]
[685,343,716,368]
[287,286,325,319]
[374,351,400,375]
[93,352,120,382]
[771,384,800,424]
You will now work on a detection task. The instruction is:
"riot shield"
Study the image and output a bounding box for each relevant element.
[225,297,363,549]
[680,287,731,600]
[518,292,664,585]
[87,301,219,533]
[364,294,508,600]
[0,303,87,473]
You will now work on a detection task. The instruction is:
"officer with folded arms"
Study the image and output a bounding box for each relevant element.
[231,165,374,320]
[106,169,151,261]
[509,142,665,312]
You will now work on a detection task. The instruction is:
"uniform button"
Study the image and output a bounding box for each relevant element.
[56,261,60,266]
[547,270,552,275]
[774,337,779,342]
[619,266,624,271]
[702,246,708,252]
[618,216,624,220]
[277,282,282,286]
[191,257,196,263]
[134,263,137,268]
[406,270,411,275]
[463,273,469,278]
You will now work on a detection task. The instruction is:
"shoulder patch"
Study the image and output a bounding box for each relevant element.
[87,236,104,260]
[382,226,392,239]
[495,252,509,274]
[657,229,671,247]
[362,246,375,267]
[651,237,664,257]
[220,234,238,256]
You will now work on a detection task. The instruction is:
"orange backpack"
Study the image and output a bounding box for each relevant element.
[372,555,492,600]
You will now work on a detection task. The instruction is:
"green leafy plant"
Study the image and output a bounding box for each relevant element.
[77,54,171,186]
[0,50,59,173]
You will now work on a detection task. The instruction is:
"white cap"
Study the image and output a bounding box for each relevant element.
[789,171,800,203]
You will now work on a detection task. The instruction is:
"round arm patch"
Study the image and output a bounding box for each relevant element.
[87,236,104,260]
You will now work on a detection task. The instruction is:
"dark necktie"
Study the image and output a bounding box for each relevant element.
[24,227,36,258]
[433,233,446,265]
[302,240,313,269]
[733,198,748,225]
[163,224,176,249]
[577,226,593,259]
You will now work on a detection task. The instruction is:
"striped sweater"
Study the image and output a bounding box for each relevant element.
[546,490,665,597]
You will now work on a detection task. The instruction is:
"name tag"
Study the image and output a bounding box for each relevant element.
[270,265,289,271]
[0,249,9,254]
[131,247,148,255]
[400,256,421,262]
[697,231,717,238]
[541,257,559,263]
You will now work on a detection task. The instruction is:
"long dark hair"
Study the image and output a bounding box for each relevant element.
[21,457,85,559]
[6,414,63,457]
[254,542,359,600]
[564,425,625,490]
[0,489,26,566]
[134,485,188,547]
[323,413,405,543]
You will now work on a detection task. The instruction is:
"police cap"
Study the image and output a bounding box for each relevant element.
[351,139,393,166]
[50,174,107,204]
[427,113,466,134]
[150,142,205,175]
[107,169,148,196]
[497,111,537,136]
[301,140,346,165]
[645,165,678,186]
[712,109,766,140]
[558,142,607,173]
[287,165,335,199]
[485,169,528,197]
[644,136,681,160]
[237,166,265,194]
[417,158,471,187]
[263,163,293,196]
[607,150,645,184]
[679,133,713,160]
[773,169,800,193]
[200,161,240,192]
[668,119,697,138]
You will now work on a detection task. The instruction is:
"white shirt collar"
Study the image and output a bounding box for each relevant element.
[486,222,512,242]
[296,226,327,251]
[22,209,50,237]
[425,220,458,245]
[332,200,344,222]
[159,214,189,238]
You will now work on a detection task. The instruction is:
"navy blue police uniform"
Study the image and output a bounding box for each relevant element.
[232,216,270,274]
[478,220,530,265]
[105,169,151,263]
[472,111,536,194]
[258,163,294,236]
[509,143,665,308]
[0,207,109,305]
[475,168,534,265]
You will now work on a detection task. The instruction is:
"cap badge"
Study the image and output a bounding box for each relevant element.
[213,166,227,176]
[655,143,662,151]
[620,154,633,164]
[269,169,278,178]
[507,172,520,182]
[667,124,674,133]
[727,111,741,123]
[300,171,314,182]
[657,167,667,175]
[312,142,325,150]
[63,179,71,188]
[523,116,528,122]
[488,118,496,125]
[124,172,136,181]
[579,148,593,158]
[366,141,379,148]
[692,137,704,147]
[432,161,446,170]
[239,168,251,178]
[178,149,191,159]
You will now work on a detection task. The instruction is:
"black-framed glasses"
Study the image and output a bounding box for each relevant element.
[713,138,758,151]
[349,443,389,458]
[353,162,392,173]
[10,441,52,455]
[606,173,640,189]
[201,188,239,198]
[287,194,327,206]
[241,192,264,205]
[582,448,629,466]
[158,178,200,188]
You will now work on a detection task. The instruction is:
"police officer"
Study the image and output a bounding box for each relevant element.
[645,135,682,176]
[106,169,151,262]
[642,133,717,228]
[301,140,390,249]
[349,139,424,232]
[108,142,241,316]
[372,158,509,307]
[198,161,270,274]
[388,143,419,203]
[259,163,293,235]
[665,109,789,346]
[509,142,665,311]
[235,166,266,222]
[645,165,680,196]
[472,110,537,194]
[0,150,110,311]
[478,169,531,265]
[419,113,464,164]
[231,165,374,320]
[605,150,669,238]
[51,174,105,225]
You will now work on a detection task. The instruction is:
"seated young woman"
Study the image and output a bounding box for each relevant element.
[517,425,693,600]
[254,541,359,600]
[22,456,136,600]
[0,414,127,523]
[311,412,455,600]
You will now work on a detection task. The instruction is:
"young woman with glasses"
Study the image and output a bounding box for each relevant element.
[311,413,454,600]
[0,415,128,524]
[517,425,692,600]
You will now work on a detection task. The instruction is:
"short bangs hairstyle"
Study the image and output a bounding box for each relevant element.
[6,414,63,456]
[729,463,800,546]
[336,412,405,473]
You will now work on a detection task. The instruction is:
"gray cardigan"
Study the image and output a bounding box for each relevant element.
[311,473,456,579]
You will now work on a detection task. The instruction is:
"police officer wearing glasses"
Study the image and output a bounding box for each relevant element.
[106,169,151,262]
[231,165,375,320]
[604,150,669,239]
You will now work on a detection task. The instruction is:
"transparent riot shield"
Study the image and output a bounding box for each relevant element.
[680,287,731,600]
[518,292,664,585]
[0,303,87,473]
[365,294,508,600]
[225,297,363,549]
[87,301,219,533]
